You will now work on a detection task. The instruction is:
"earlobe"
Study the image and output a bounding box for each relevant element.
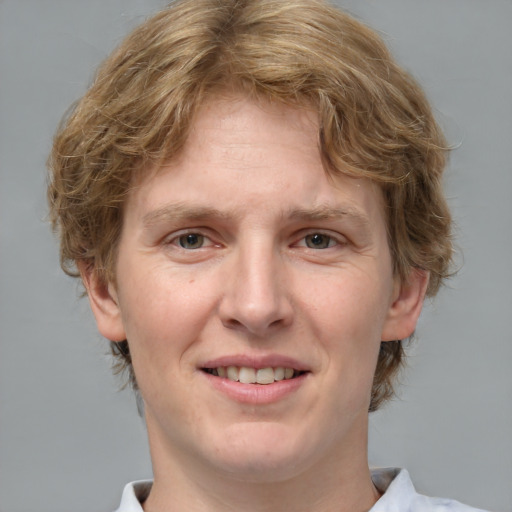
[79,262,127,342]
[381,269,429,342]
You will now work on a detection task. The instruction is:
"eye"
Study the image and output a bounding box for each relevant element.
[178,233,205,249]
[303,233,337,249]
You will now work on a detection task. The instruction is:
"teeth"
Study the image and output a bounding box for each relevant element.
[212,366,299,384]
[256,367,274,384]
[239,367,256,384]
[274,367,285,381]
[226,366,239,381]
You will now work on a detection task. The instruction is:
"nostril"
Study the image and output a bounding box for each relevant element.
[222,316,287,336]
[222,318,244,331]
[218,290,293,335]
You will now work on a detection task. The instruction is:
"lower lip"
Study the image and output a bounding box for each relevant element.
[201,371,308,404]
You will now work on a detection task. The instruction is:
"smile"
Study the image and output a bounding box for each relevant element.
[202,366,305,384]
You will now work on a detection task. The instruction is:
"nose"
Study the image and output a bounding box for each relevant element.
[218,240,293,337]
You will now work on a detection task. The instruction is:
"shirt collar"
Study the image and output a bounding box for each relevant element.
[114,468,477,512]
[370,467,417,511]
[114,480,151,512]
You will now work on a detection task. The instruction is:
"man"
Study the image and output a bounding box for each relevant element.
[47,0,487,510]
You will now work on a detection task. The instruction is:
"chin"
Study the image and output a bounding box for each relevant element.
[203,421,318,482]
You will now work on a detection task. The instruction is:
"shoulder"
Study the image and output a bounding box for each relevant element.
[370,468,489,512]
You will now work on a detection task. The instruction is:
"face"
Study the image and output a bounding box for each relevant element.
[86,95,426,483]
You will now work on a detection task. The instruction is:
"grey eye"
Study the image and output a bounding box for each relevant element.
[178,233,204,249]
[305,233,332,249]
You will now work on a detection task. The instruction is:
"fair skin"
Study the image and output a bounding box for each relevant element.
[83,95,428,512]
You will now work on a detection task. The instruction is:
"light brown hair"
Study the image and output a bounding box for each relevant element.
[48,0,452,411]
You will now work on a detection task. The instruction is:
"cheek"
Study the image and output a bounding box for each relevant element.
[115,265,214,372]
[118,252,204,325]
[299,269,390,398]
[300,269,391,342]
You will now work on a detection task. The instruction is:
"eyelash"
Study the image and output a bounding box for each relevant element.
[295,232,343,250]
[165,231,215,250]
[165,230,345,251]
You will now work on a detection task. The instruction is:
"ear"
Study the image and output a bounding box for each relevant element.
[381,269,429,342]
[79,262,127,342]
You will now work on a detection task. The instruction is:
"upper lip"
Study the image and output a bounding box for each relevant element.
[200,354,311,372]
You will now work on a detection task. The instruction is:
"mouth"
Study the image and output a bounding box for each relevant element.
[201,366,307,385]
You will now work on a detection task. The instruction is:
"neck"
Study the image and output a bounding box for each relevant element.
[143,416,380,512]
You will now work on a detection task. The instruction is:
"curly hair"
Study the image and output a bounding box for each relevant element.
[48,0,452,411]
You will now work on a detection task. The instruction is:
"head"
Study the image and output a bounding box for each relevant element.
[48,0,452,412]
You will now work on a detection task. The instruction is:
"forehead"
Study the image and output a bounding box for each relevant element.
[127,94,385,229]
[176,93,321,174]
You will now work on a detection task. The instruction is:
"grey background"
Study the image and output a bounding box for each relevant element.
[1,1,511,511]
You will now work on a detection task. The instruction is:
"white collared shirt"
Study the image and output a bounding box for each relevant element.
[113,468,488,511]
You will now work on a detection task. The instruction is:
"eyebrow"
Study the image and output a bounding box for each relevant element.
[142,202,371,229]
[142,203,237,228]
[286,205,371,227]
